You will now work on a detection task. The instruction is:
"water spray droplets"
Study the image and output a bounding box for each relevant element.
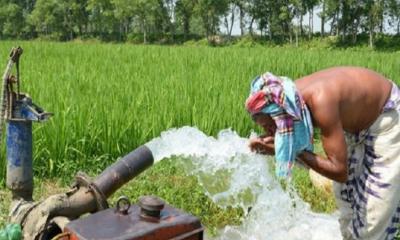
[146,126,340,240]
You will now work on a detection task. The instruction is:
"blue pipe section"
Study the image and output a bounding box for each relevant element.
[6,120,33,200]
[6,96,50,201]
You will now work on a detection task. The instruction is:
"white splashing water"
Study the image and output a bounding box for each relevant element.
[146,126,340,240]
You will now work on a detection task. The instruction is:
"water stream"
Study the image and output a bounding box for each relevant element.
[145,126,340,240]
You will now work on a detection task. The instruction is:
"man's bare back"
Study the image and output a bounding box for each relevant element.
[295,67,393,182]
[296,67,392,133]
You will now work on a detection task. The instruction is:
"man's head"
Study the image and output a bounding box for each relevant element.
[244,72,314,177]
[245,72,302,120]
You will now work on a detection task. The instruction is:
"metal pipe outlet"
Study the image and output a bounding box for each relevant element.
[94,145,154,198]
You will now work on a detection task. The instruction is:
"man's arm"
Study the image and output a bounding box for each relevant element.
[297,98,348,183]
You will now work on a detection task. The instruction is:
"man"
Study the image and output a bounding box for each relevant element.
[246,67,400,240]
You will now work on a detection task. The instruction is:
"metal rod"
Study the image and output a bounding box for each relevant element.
[0,57,15,144]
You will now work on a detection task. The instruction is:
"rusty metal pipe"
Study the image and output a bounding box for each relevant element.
[13,145,154,240]
[94,145,154,198]
[51,188,98,218]
[54,145,154,218]
[53,146,154,218]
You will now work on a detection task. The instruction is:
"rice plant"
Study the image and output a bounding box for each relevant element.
[0,41,398,179]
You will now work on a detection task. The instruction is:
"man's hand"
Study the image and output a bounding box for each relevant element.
[249,136,275,155]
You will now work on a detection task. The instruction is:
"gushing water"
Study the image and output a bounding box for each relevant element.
[146,126,340,240]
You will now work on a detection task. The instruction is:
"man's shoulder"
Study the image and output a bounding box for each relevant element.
[301,81,337,109]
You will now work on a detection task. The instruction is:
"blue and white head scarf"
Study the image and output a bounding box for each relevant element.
[245,72,314,177]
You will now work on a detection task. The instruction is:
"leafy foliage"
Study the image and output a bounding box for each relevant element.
[0,0,399,47]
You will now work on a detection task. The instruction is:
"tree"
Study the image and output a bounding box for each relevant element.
[348,0,363,43]
[0,0,399,45]
[61,0,90,40]
[28,0,89,40]
[130,0,159,44]
[223,0,237,40]
[319,0,326,36]
[235,0,246,36]
[86,0,117,40]
[222,0,247,38]
[291,0,304,44]
[246,0,300,43]
[176,0,196,40]
[71,0,89,37]
[28,0,64,39]
[363,0,385,48]
[163,0,176,40]
[112,0,136,40]
[153,0,171,38]
[194,0,229,40]
[0,1,24,38]
[304,0,319,39]
[246,0,272,38]
[322,0,340,36]
[387,0,400,35]
[278,0,297,43]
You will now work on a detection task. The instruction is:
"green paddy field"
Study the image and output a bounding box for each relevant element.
[0,41,399,236]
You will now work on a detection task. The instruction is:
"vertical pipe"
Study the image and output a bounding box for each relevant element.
[6,120,33,201]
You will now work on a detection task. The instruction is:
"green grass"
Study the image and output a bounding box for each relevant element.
[292,167,335,213]
[0,42,400,180]
[0,41,399,179]
[0,41,399,236]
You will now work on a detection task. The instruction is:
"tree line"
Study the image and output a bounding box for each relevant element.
[0,0,399,47]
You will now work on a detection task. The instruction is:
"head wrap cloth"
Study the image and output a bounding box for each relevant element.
[246,72,314,178]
